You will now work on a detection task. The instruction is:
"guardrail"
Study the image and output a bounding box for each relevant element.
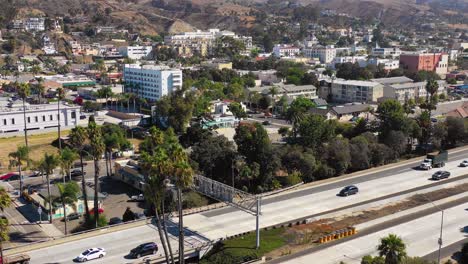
[4,217,153,256]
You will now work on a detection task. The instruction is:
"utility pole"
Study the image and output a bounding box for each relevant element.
[256,197,261,249]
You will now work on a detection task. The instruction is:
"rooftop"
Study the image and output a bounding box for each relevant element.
[371,76,414,85]
[333,79,381,87]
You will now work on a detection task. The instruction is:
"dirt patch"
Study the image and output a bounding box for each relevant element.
[266,183,468,260]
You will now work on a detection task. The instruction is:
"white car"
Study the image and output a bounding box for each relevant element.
[75,248,106,262]
[131,194,145,202]
[460,160,468,167]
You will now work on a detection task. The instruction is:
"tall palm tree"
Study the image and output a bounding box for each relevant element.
[57,87,65,151]
[40,153,59,223]
[35,77,46,104]
[103,134,119,177]
[425,79,439,115]
[59,147,79,182]
[69,126,91,221]
[8,146,30,193]
[52,182,80,235]
[377,234,407,264]
[0,187,12,262]
[87,117,105,228]
[269,86,278,114]
[17,83,31,148]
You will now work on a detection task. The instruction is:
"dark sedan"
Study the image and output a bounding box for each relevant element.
[431,171,450,180]
[338,185,359,196]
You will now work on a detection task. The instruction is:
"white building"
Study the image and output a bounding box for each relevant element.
[273,44,301,58]
[123,64,182,101]
[118,46,153,60]
[24,17,45,32]
[371,47,402,58]
[330,80,384,103]
[367,58,400,71]
[330,56,367,68]
[303,45,337,64]
[0,101,80,134]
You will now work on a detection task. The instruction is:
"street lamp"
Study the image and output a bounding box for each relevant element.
[419,193,444,264]
[164,179,185,264]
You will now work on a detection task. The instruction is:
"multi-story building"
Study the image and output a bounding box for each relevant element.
[118,46,153,60]
[367,58,400,71]
[24,17,45,31]
[272,44,301,58]
[0,101,80,134]
[330,80,383,103]
[123,64,182,101]
[330,56,367,68]
[164,28,252,57]
[399,52,449,76]
[248,84,318,101]
[303,45,337,64]
[371,47,402,58]
[374,78,447,103]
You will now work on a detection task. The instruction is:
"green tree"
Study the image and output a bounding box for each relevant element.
[53,182,80,234]
[362,255,385,264]
[296,114,335,149]
[376,100,408,140]
[286,97,316,128]
[17,83,31,147]
[69,126,91,221]
[87,117,105,228]
[39,153,59,223]
[122,207,135,222]
[0,187,12,262]
[35,77,46,104]
[445,117,466,146]
[228,102,247,120]
[325,138,351,175]
[460,242,468,264]
[377,234,407,264]
[9,146,30,193]
[59,147,79,182]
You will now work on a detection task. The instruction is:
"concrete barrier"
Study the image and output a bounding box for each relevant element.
[5,218,153,256]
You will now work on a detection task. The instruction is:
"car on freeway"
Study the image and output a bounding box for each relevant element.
[108,217,123,225]
[131,194,145,202]
[128,242,158,258]
[70,169,85,177]
[75,248,106,262]
[338,185,359,196]
[432,170,450,180]
[0,173,19,182]
[460,160,468,167]
[65,212,81,222]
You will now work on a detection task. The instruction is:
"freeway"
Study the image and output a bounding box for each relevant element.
[27,221,209,264]
[10,147,468,263]
[182,149,468,239]
[278,201,468,264]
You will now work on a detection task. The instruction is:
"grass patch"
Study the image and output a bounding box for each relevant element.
[0,131,69,173]
[200,227,286,264]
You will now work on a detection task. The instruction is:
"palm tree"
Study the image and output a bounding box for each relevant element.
[17,83,31,148]
[377,234,407,264]
[425,79,439,115]
[57,87,65,151]
[269,86,278,114]
[0,187,12,262]
[87,117,105,228]
[59,147,79,182]
[69,126,91,222]
[35,77,46,104]
[40,153,59,223]
[52,182,80,235]
[8,146,30,193]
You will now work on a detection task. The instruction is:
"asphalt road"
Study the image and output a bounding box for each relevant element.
[202,148,468,218]
[422,238,468,262]
[272,197,468,264]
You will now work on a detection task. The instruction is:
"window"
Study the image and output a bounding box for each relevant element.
[27,117,31,123]
[50,115,53,121]
[35,116,38,122]
[11,118,15,125]
[2,119,6,125]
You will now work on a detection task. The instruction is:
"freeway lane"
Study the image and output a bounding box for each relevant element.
[202,148,468,218]
[182,152,468,240]
[279,201,468,264]
[27,221,209,264]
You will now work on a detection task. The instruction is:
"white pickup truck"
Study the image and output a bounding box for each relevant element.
[420,158,433,170]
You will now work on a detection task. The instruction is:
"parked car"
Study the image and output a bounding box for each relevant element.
[431,171,450,180]
[129,242,158,259]
[134,212,146,219]
[262,121,271,126]
[29,171,41,177]
[338,185,359,196]
[108,217,123,225]
[65,212,81,222]
[0,173,19,182]
[460,160,468,167]
[75,248,106,262]
[131,194,145,202]
[70,169,85,177]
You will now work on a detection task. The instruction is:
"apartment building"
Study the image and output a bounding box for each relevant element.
[330,80,383,103]
[123,64,182,101]
[371,47,402,58]
[118,45,153,60]
[330,56,367,68]
[164,28,252,57]
[272,44,301,58]
[367,58,400,71]
[373,77,447,103]
[303,45,337,64]
[249,84,318,101]
[399,52,449,76]
[25,17,45,31]
[0,101,80,134]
